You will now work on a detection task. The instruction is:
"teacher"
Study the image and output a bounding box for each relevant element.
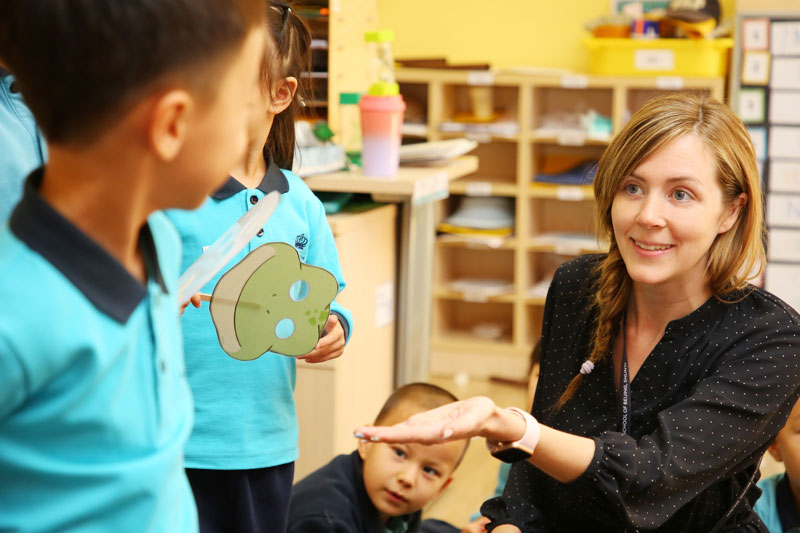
[356,93,800,532]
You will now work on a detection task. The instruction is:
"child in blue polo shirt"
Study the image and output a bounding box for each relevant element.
[0,61,46,221]
[167,3,352,532]
[0,2,266,532]
[754,398,800,532]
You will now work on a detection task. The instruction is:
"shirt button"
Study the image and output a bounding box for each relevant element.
[250,196,258,205]
[160,361,166,373]
[257,229,264,237]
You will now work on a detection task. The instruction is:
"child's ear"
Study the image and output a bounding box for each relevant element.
[149,89,193,161]
[767,441,783,462]
[268,77,298,115]
[438,476,454,494]
[357,436,369,460]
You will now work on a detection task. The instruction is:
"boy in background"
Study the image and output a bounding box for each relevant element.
[0,2,265,531]
[755,398,800,532]
[288,383,468,532]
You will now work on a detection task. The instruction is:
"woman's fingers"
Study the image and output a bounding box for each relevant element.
[354,396,498,444]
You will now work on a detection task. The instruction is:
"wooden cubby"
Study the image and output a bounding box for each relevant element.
[299,0,378,135]
[396,68,725,379]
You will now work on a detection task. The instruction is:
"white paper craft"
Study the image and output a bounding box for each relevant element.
[742,52,771,85]
[769,126,800,159]
[771,21,800,56]
[738,89,766,123]
[742,18,769,51]
[772,57,800,89]
[770,161,800,193]
[770,91,800,125]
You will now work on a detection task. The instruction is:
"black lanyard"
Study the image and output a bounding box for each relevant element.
[619,315,631,436]
[619,313,758,532]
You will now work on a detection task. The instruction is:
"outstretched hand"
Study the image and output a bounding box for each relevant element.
[353,396,525,445]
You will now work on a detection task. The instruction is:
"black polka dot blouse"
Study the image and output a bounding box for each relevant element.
[481,254,800,532]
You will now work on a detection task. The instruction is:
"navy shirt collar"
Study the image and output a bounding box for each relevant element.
[212,151,289,200]
[9,168,167,324]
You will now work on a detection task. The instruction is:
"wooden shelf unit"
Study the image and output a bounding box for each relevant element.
[396,68,725,379]
[301,0,378,135]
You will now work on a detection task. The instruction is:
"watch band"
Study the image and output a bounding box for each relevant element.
[486,407,540,462]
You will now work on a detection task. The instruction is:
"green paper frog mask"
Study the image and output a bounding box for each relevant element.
[209,242,339,360]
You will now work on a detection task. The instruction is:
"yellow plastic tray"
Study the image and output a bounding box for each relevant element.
[584,37,733,77]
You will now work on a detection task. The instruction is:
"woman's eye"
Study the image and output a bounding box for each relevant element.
[673,190,690,201]
[393,448,406,459]
[624,183,640,195]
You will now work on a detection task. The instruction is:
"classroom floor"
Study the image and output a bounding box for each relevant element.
[421,375,529,529]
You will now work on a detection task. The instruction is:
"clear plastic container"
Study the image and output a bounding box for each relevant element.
[365,29,396,92]
[338,92,362,162]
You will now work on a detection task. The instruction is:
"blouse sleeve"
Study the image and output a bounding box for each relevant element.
[568,305,800,529]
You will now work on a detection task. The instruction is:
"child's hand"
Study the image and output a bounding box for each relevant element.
[461,517,490,533]
[297,314,345,363]
[179,293,203,315]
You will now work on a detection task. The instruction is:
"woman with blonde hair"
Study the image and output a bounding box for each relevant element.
[356,93,800,532]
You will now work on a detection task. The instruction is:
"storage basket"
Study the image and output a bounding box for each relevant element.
[584,37,733,77]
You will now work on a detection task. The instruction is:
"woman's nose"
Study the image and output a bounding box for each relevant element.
[636,194,666,228]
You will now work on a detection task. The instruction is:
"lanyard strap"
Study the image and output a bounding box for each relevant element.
[619,314,631,436]
[619,312,758,531]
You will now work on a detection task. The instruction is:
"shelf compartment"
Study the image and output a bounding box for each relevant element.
[452,142,518,188]
[436,234,517,250]
[439,130,520,143]
[434,287,516,304]
[525,304,546,347]
[449,179,517,197]
[438,84,520,139]
[529,183,593,200]
[400,82,429,138]
[530,143,605,190]
[626,88,714,127]
[434,247,515,288]
[531,132,610,146]
[433,299,515,346]
[528,232,608,255]
[532,86,613,133]
[525,251,573,305]
[529,196,596,236]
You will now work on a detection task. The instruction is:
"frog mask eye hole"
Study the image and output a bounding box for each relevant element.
[289,280,310,302]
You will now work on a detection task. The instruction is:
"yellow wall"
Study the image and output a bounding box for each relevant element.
[379,0,735,72]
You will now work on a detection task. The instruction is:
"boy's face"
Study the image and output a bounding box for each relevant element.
[771,400,800,497]
[164,27,267,209]
[357,405,465,522]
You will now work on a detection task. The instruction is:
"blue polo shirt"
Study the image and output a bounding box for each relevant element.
[0,170,197,532]
[166,157,352,470]
[0,69,47,221]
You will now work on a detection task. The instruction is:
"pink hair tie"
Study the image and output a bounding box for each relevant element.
[580,360,595,375]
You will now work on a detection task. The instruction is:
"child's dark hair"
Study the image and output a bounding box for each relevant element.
[375,383,459,425]
[264,1,313,169]
[0,0,264,145]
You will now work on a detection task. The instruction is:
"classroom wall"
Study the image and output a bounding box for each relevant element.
[379,0,736,72]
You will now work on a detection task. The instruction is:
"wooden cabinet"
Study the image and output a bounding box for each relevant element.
[294,204,397,481]
[396,68,725,379]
